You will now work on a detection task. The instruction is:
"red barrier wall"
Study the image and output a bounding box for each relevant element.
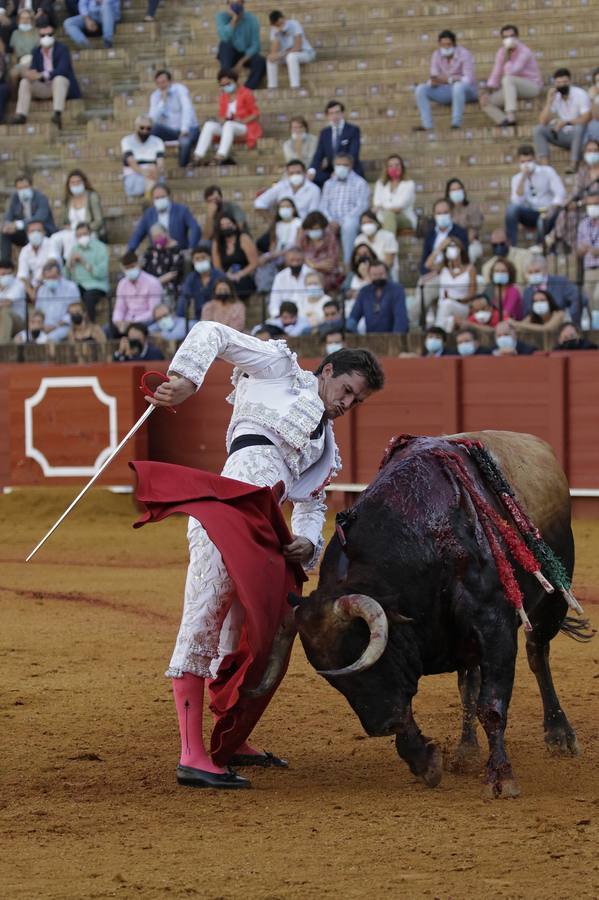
[1,355,598,493]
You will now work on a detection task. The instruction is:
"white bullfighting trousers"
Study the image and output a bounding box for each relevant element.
[167,445,294,680]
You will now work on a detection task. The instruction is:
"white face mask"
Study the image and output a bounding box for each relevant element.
[493,271,509,285]
[306,284,322,298]
[222,83,236,94]
[278,206,294,220]
[69,183,85,196]
[425,337,443,354]
[449,189,465,205]
[39,35,55,48]
[19,22,33,32]
[288,173,304,188]
[586,204,599,218]
[158,315,174,332]
[435,212,452,229]
[439,46,454,57]
[194,259,211,274]
[533,300,550,317]
[503,36,517,50]
[0,273,13,288]
[334,165,350,181]
[361,222,377,236]
[445,245,460,261]
[474,309,492,323]
[520,160,536,174]
[154,196,169,212]
[496,334,516,351]
[18,187,33,203]
[457,341,475,357]
[584,152,599,166]
[77,234,91,248]
[326,342,344,354]
[28,231,43,247]
[307,228,323,241]
[527,272,544,285]
[124,267,140,281]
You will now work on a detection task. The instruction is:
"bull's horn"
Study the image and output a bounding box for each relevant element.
[317,593,389,676]
[244,613,297,697]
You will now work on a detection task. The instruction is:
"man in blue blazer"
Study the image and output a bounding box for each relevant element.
[127,184,201,252]
[1,174,56,260]
[419,198,469,275]
[308,100,364,188]
[11,18,81,130]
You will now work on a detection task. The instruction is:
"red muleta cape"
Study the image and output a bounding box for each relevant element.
[130,460,307,766]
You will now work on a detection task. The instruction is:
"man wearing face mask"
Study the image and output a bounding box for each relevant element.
[318,152,370,265]
[414,29,478,131]
[267,299,310,337]
[268,246,311,316]
[147,69,200,169]
[254,159,320,221]
[521,256,580,322]
[266,10,315,90]
[0,259,26,344]
[419,198,469,275]
[65,223,109,322]
[492,320,536,356]
[480,24,542,127]
[114,322,165,362]
[456,326,491,357]
[347,261,408,334]
[149,302,188,342]
[178,243,225,323]
[10,17,81,129]
[505,145,566,246]
[576,190,599,318]
[127,184,201,253]
[111,251,163,337]
[422,326,454,357]
[121,115,166,198]
[554,322,598,352]
[16,219,58,300]
[215,1,266,91]
[35,260,81,342]
[64,0,121,51]
[1,174,55,260]
[481,227,533,288]
[308,100,364,188]
[535,69,591,174]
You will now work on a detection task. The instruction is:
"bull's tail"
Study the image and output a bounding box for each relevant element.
[560,615,594,642]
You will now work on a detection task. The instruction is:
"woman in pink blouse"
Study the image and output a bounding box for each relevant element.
[480,24,543,126]
[297,211,343,293]
[488,258,523,320]
[200,278,246,332]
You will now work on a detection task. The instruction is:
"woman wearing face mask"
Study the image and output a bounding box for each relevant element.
[372,155,416,234]
[255,197,302,293]
[8,10,38,94]
[302,272,331,328]
[177,244,224,322]
[200,278,246,332]
[282,116,317,168]
[554,138,599,251]
[354,209,398,277]
[487,258,523,320]
[298,210,343,293]
[466,294,500,332]
[52,169,106,259]
[142,224,184,306]
[444,178,484,264]
[587,68,599,143]
[434,237,477,332]
[193,69,262,165]
[514,288,564,334]
[212,212,257,301]
[66,304,106,344]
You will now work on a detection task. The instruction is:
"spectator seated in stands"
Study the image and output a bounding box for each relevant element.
[64,0,121,50]
[121,115,165,199]
[142,224,184,307]
[66,299,106,344]
[321,327,346,354]
[193,68,262,165]
[144,0,161,22]
[65,222,109,322]
[2,173,56,261]
[467,293,500,332]
[308,101,364,188]
[522,255,580,322]
[268,245,311,316]
[587,68,599,142]
[266,9,314,90]
[492,320,536,356]
[0,37,8,124]
[298,210,343,294]
[479,23,542,127]
[554,138,599,253]
[17,218,59,301]
[252,322,285,339]
[127,184,200,252]
[254,197,302,294]
[372,154,416,235]
[485,257,523,321]
[422,325,454,357]
[8,8,39,98]
[203,184,249,240]
[0,258,26,344]
[148,69,200,169]
[267,299,310,337]
[149,302,189,342]
[481,227,533,288]
[347,260,408,334]
[316,298,343,336]
[505,144,566,246]
[534,68,591,174]
[10,16,81,129]
[211,211,257,301]
[444,178,483,264]
[514,287,565,336]
[254,158,320,221]
[113,322,164,362]
[456,326,491,356]
[434,237,478,332]
[302,271,331,330]
[111,250,163,337]
[419,197,469,277]
[354,208,398,277]
[576,189,599,321]
[216,0,266,91]
[553,321,598,351]
[414,29,478,132]
[177,242,225,322]
[14,309,48,345]
[51,168,106,261]
[35,259,81,342]
[201,278,246,331]
[282,116,318,169]
[319,151,370,265]
[342,244,376,304]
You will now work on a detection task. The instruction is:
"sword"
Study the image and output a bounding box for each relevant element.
[26,371,171,562]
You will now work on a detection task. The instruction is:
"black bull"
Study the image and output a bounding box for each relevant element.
[255,431,591,798]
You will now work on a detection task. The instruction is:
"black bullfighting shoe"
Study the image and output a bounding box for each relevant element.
[228,751,289,768]
[176,765,251,789]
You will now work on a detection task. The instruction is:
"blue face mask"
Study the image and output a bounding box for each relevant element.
[457,341,475,357]
[425,337,443,354]
[496,334,516,351]
[222,83,236,94]
[493,271,509,285]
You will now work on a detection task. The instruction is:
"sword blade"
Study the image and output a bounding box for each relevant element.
[26,402,156,562]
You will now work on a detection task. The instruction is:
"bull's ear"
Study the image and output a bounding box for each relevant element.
[287,592,302,607]
[378,594,413,625]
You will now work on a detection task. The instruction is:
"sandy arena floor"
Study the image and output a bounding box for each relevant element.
[1,489,599,900]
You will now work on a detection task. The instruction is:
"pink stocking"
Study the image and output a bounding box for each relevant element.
[172,674,225,774]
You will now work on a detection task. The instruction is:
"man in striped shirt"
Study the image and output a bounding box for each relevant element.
[319,152,370,265]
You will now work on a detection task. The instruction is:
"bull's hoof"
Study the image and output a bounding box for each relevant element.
[482,777,521,800]
[545,728,580,757]
[420,742,443,788]
[449,740,481,775]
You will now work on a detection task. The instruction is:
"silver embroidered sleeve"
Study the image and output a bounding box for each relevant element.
[291,492,327,571]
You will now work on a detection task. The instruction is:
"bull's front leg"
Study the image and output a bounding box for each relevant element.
[394,702,443,788]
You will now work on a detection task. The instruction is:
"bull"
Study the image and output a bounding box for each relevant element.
[254,431,591,798]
